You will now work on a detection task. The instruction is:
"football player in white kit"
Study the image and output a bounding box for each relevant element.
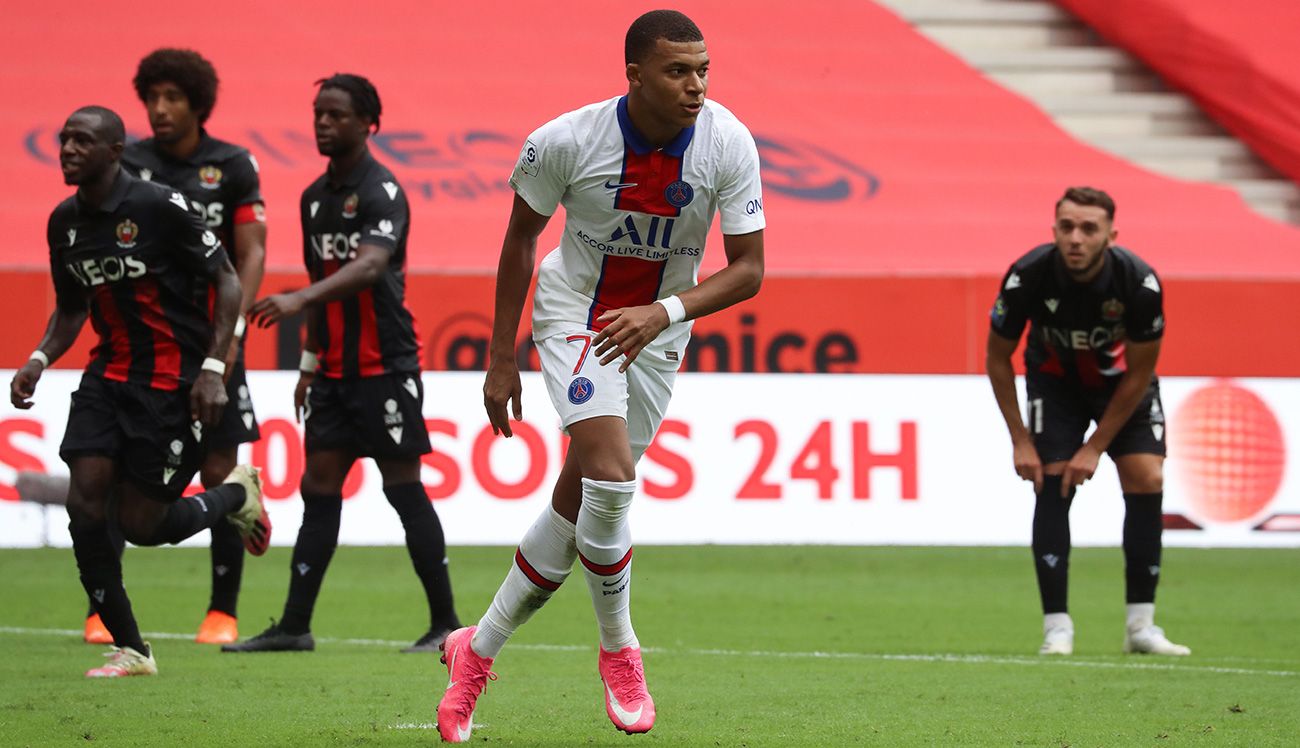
[435,9,765,742]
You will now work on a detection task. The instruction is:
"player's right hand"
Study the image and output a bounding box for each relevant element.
[1012,436,1043,493]
[9,361,43,409]
[294,372,313,423]
[483,358,523,438]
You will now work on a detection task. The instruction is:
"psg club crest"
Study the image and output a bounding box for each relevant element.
[1102,298,1125,321]
[664,180,694,208]
[198,165,223,190]
[568,376,595,405]
[115,219,140,248]
[342,193,360,219]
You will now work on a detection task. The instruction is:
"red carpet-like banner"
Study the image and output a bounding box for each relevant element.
[1058,0,1300,187]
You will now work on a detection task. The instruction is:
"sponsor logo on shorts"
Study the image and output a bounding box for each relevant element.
[568,376,594,405]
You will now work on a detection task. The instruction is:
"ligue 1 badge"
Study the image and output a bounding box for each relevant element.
[343,193,359,219]
[198,165,223,190]
[115,219,140,248]
[664,179,694,208]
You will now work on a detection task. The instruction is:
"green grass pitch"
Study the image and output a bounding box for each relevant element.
[1,545,1297,746]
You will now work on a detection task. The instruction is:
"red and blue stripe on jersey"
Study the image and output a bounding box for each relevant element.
[586,97,695,331]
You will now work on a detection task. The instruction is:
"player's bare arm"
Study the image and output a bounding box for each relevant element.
[485,195,551,438]
[1061,338,1160,496]
[227,219,267,365]
[593,228,764,371]
[986,328,1043,492]
[248,243,388,327]
[9,306,88,409]
[193,254,242,427]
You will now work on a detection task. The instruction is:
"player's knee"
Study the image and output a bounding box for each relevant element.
[200,450,238,488]
[65,490,106,525]
[579,458,635,484]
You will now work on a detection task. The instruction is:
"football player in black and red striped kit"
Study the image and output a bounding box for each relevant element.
[9,106,270,678]
[987,186,1189,657]
[224,74,460,653]
[79,48,268,646]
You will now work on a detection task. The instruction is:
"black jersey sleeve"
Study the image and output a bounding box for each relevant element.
[47,210,87,313]
[989,265,1029,340]
[161,187,229,279]
[1125,269,1165,342]
[357,183,408,254]
[225,151,264,207]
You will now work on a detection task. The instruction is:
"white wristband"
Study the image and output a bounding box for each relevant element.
[29,350,49,368]
[655,295,687,325]
[299,350,320,373]
[234,316,247,339]
[201,357,226,376]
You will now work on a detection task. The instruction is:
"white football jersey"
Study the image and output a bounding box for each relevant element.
[510,96,765,369]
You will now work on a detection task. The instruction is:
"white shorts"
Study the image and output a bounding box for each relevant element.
[535,328,677,461]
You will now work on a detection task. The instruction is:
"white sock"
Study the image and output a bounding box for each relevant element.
[473,507,577,658]
[1044,612,1073,633]
[576,477,639,652]
[1126,603,1155,633]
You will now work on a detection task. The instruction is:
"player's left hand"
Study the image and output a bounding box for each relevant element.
[1061,443,1102,497]
[593,304,670,373]
[248,292,306,328]
[191,370,230,427]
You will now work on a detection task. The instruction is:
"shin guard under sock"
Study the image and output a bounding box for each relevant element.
[280,492,342,634]
[384,482,459,630]
[1032,475,1076,614]
[142,484,246,546]
[1123,492,1164,604]
[475,506,577,658]
[576,477,638,652]
[70,514,145,653]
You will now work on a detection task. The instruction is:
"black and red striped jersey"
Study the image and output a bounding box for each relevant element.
[122,130,265,257]
[300,150,420,378]
[47,168,230,390]
[990,244,1165,389]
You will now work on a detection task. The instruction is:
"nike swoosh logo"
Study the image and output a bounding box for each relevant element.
[606,683,643,725]
[456,722,472,741]
[604,180,638,190]
[602,573,628,587]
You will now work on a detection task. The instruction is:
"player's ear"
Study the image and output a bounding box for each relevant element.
[626,62,641,89]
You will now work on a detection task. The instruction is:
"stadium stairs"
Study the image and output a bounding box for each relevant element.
[875,0,1300,225]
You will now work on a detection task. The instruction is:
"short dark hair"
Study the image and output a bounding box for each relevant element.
[71,105,125,144]
[316,73,383,132]
[133,48,219,124]
[625,10,704,64]
[1056,186,1116,220]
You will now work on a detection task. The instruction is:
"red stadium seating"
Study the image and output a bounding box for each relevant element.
[3,0,1299,374]
[1058,0,1300,187]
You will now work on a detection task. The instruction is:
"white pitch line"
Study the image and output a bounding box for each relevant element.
[1,625,1294,678]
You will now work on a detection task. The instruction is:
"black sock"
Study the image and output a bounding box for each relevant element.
[385,482,459,630]
[70,514,146,653]
[141,484,246,546]
[280,492,342,635]
[1032,475,1076,614]
[208,520,245,616]
[1123,492,1163,604]
[87,519,126,618]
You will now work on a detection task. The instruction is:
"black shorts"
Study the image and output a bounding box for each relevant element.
[59,373,203,501]
[303,372,431,459]
[1025,374,1166,463]
[207,361,260,450]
